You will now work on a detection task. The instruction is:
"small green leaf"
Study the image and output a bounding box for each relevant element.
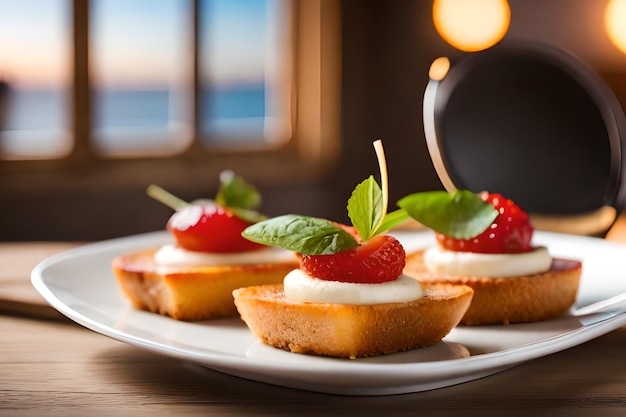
[215,170,261,211]
[347,176,383,241]
[242,214,359,255]
[376,208,410,236]
[397,190,498,239]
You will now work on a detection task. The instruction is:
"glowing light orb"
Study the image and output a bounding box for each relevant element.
[429,57,451,81]
[606,0,626,55]
[433,0,511,52]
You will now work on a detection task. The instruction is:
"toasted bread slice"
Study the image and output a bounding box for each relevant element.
[112,248,298,321]
[232,283,473,358]
[404,250,582,325]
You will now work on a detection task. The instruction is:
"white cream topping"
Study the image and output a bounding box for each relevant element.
[283,269,424,305]
[424,246,552,278]
[154,244,296,266]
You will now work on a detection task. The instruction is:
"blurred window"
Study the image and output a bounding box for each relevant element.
[91,0,192,157]
[0,0,71,159]
[201,0,291,149]
[0,0,295,160]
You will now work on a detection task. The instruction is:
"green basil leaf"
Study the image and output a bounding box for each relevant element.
[397,190,498,239]
[347,175,383,241]
[375,208,410,236]
[242,214,359,255]
[215,170,261,211]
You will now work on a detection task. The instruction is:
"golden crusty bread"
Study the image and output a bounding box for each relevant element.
[232,282,474,358]
[404,250,582,325]
[112,248,298,321]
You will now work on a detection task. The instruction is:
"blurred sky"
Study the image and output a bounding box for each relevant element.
[0,0,270,89]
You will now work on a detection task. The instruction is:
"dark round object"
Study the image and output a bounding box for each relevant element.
[423,41,626,222]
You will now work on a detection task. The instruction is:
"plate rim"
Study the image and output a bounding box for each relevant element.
[30,230,626,395]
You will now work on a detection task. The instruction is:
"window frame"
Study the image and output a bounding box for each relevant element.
[0,0,341,193]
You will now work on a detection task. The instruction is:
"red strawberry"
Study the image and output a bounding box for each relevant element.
[167,203,264,253]
[436,192,533,254]
[297,234,406,283]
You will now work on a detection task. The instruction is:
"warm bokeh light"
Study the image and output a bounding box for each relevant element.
[606,0,626,55]
[428,57,451,81]
[433,0,511,52]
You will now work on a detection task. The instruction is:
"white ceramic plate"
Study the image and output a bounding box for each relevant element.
[31,230,626,396]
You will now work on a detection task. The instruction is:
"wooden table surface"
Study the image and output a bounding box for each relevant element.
[2,217,626,417]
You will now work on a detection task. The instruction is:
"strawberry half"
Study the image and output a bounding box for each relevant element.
[436,192,533,254]
[297,234,406,283]
[167,203,264,253]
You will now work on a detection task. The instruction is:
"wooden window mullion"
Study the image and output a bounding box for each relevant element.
[192,0,200,146]
[70,0,92,163]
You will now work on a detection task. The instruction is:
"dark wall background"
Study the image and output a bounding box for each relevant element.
[316,0,447,224]
[0,0,447,241]
[2,0,625,241]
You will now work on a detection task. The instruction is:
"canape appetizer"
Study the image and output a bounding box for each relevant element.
[398,190,582,325]
[112,171,298,321]
[234,141,473,358]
